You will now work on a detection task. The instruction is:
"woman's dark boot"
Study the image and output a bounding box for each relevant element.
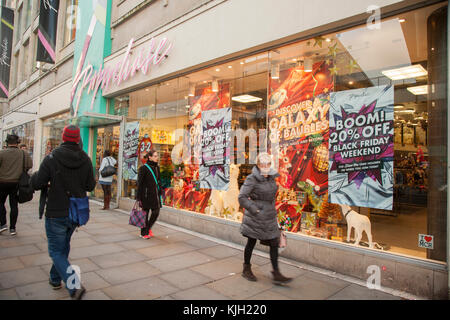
[242,263,257,281]
[271,269,292,284]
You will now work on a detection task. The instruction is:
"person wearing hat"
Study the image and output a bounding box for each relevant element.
[0,134,33,236]
[31,125,96,300]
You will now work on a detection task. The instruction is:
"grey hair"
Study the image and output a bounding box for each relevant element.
[256,152,272,165]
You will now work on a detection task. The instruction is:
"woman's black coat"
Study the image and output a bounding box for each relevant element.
[137,160,162,210]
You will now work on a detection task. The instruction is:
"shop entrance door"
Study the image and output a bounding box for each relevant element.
[93,125,120,206]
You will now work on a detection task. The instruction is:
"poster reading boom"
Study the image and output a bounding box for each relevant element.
[328,85,394,210]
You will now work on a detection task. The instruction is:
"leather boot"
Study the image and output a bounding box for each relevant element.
[101,194,110,210]
[105,194,110,210]
[271,269,292,284]
[242,263,257,282]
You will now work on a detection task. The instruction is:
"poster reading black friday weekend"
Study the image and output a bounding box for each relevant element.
[199,107,232,190]
[328,85,394,210]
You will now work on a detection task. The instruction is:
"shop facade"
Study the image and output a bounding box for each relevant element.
[72,0,449,298]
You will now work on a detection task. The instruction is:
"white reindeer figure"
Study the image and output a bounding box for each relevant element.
[339,204,373,249]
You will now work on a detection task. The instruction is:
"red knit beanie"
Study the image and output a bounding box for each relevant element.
[62,125,81,143]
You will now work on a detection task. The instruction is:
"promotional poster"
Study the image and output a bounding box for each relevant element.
[36,0,60,64]
[268,61,334,233]
[123,121,140,181]
[199,107,232,190]
[328,85,394,210]
[0,7,14,98]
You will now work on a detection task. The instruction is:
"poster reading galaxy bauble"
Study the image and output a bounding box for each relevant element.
[328,85,394,210]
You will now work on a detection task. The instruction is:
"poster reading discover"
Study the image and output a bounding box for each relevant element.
[328,85,394,210]
[199,107,232,190]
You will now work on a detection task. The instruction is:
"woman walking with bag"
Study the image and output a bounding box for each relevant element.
[136,149,162,239]
[238,153,292,284]
[99,150,116,210]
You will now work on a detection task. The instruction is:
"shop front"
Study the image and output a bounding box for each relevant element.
[101,1,448,298]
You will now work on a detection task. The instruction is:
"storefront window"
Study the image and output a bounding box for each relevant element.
[114,2,447,261]
[41,112,71,161]
[3,121,35,158]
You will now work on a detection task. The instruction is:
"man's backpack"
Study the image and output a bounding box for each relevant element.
[51,154,90,227]
[17,151,34,204]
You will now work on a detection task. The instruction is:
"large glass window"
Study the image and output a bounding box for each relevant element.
[63,0,78,46]
[113,3,447,261]
[41,112,71,161]
[3,121,35,158]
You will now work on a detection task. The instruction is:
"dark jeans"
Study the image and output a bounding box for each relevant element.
[244,237,279,271]
[141,208,160,236]
[45,216,80,296]
[0,183,19,229]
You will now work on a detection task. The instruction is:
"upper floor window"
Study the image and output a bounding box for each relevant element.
[63,0,78,46]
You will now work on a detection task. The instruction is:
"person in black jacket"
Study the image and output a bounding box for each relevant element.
[31,125,96,300]
[136,149,162,239]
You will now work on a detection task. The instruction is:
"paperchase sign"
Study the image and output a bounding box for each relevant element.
[418,234,434,249]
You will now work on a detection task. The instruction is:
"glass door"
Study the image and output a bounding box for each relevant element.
[94,125,120,205]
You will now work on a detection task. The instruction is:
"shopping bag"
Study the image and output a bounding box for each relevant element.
[129,201,146,228]
[279,231,287,248]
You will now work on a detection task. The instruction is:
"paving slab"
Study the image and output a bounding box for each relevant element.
[95,262,161,285]
[118,238,167,250]
[136,242,197,260]
[0,245,41,259]
[170,285,230,300]
[147,251,215,273]
[80,271,111,291]
[0,257,26,273]
[18,252,52,267]
[158,269,214,290]
[246,289,293,300]
[94,232,138,244]
[327,284,402,300]
[90,250,149,269]
[190,256,243,281]
[0,235,46,248]
[0,266,48,289]
[184,238,220,249]
[69,243,125,260]
[199,245,241,259]
[0,288,19,300]
[206,274,273,300]
[103,276,179,300]
[15,281,69,300]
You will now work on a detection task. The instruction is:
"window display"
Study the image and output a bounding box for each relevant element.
[41,112,71,161]
[114,2,447,262]
[3,121,35,158]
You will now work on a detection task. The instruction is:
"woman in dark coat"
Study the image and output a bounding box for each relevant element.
[136,149,162,239]
[238,153,292,284]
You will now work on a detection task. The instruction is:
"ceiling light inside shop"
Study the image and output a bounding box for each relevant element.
[240,61,244,65]
[232,94,263,103]
[326,38,332,42]
[215,68,220,72]
[399,18,406,23]
[394,105,404,109]
[271,65,280,79]
[228,65,232,69]
[185,105,190,109]
[304,58,313,72]
[188,85,195,97]
[407,85,428,95]
[398,109,415,113]
[382,64,427,80]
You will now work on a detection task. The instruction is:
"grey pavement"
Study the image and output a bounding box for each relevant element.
[0,198,405,300]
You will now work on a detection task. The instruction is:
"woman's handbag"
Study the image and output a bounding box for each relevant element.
[279,231,287,248]
[101,157,117,178]
[129,201,147,228]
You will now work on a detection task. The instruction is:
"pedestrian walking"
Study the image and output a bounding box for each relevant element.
[136,149,162,239]
[98,150,117,210]
[31,125,96,300]
[0,134,33,236]
[238,153,292,284]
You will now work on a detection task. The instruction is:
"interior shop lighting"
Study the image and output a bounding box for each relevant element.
[271,65,280,79]
[399,18,406,23]
[382,64,427,80]
[212,80,219,92]
[304,58,313,72]
[232,94,263,103]
[407,85,428,95]
[397,109,415,113]
[394,105,404,109]
[188,84,195,97]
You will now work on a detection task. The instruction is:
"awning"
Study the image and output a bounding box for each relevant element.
[43,112,123,129]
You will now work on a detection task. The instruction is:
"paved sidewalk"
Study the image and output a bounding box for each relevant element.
[0,198,406,300]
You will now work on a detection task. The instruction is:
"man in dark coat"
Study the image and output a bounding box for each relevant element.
[31,125,96,300]
[137,149,162,239]
[239,153,292,284]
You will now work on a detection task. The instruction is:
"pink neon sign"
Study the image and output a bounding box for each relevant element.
[71,37,173,116]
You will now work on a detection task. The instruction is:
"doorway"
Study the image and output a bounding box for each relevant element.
[93,125,120,206]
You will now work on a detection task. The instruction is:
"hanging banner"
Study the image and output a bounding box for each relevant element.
[36,0,60,64]
[328,85,394,210]
[0,7,14,98]
[123,121,140,181]
[199,107,232,190]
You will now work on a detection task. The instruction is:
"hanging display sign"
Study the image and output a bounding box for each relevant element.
[123,121,140,181]
[328,85,394,210]
[199,107,232,190]
[36,0,60,64]
[0,7,14,98]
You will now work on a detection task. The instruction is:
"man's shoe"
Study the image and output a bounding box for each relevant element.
[148,229,154,238]
[49,279,62,290]
[71,285,86,300]
[0,225,7,234]
[9,229,16,236]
